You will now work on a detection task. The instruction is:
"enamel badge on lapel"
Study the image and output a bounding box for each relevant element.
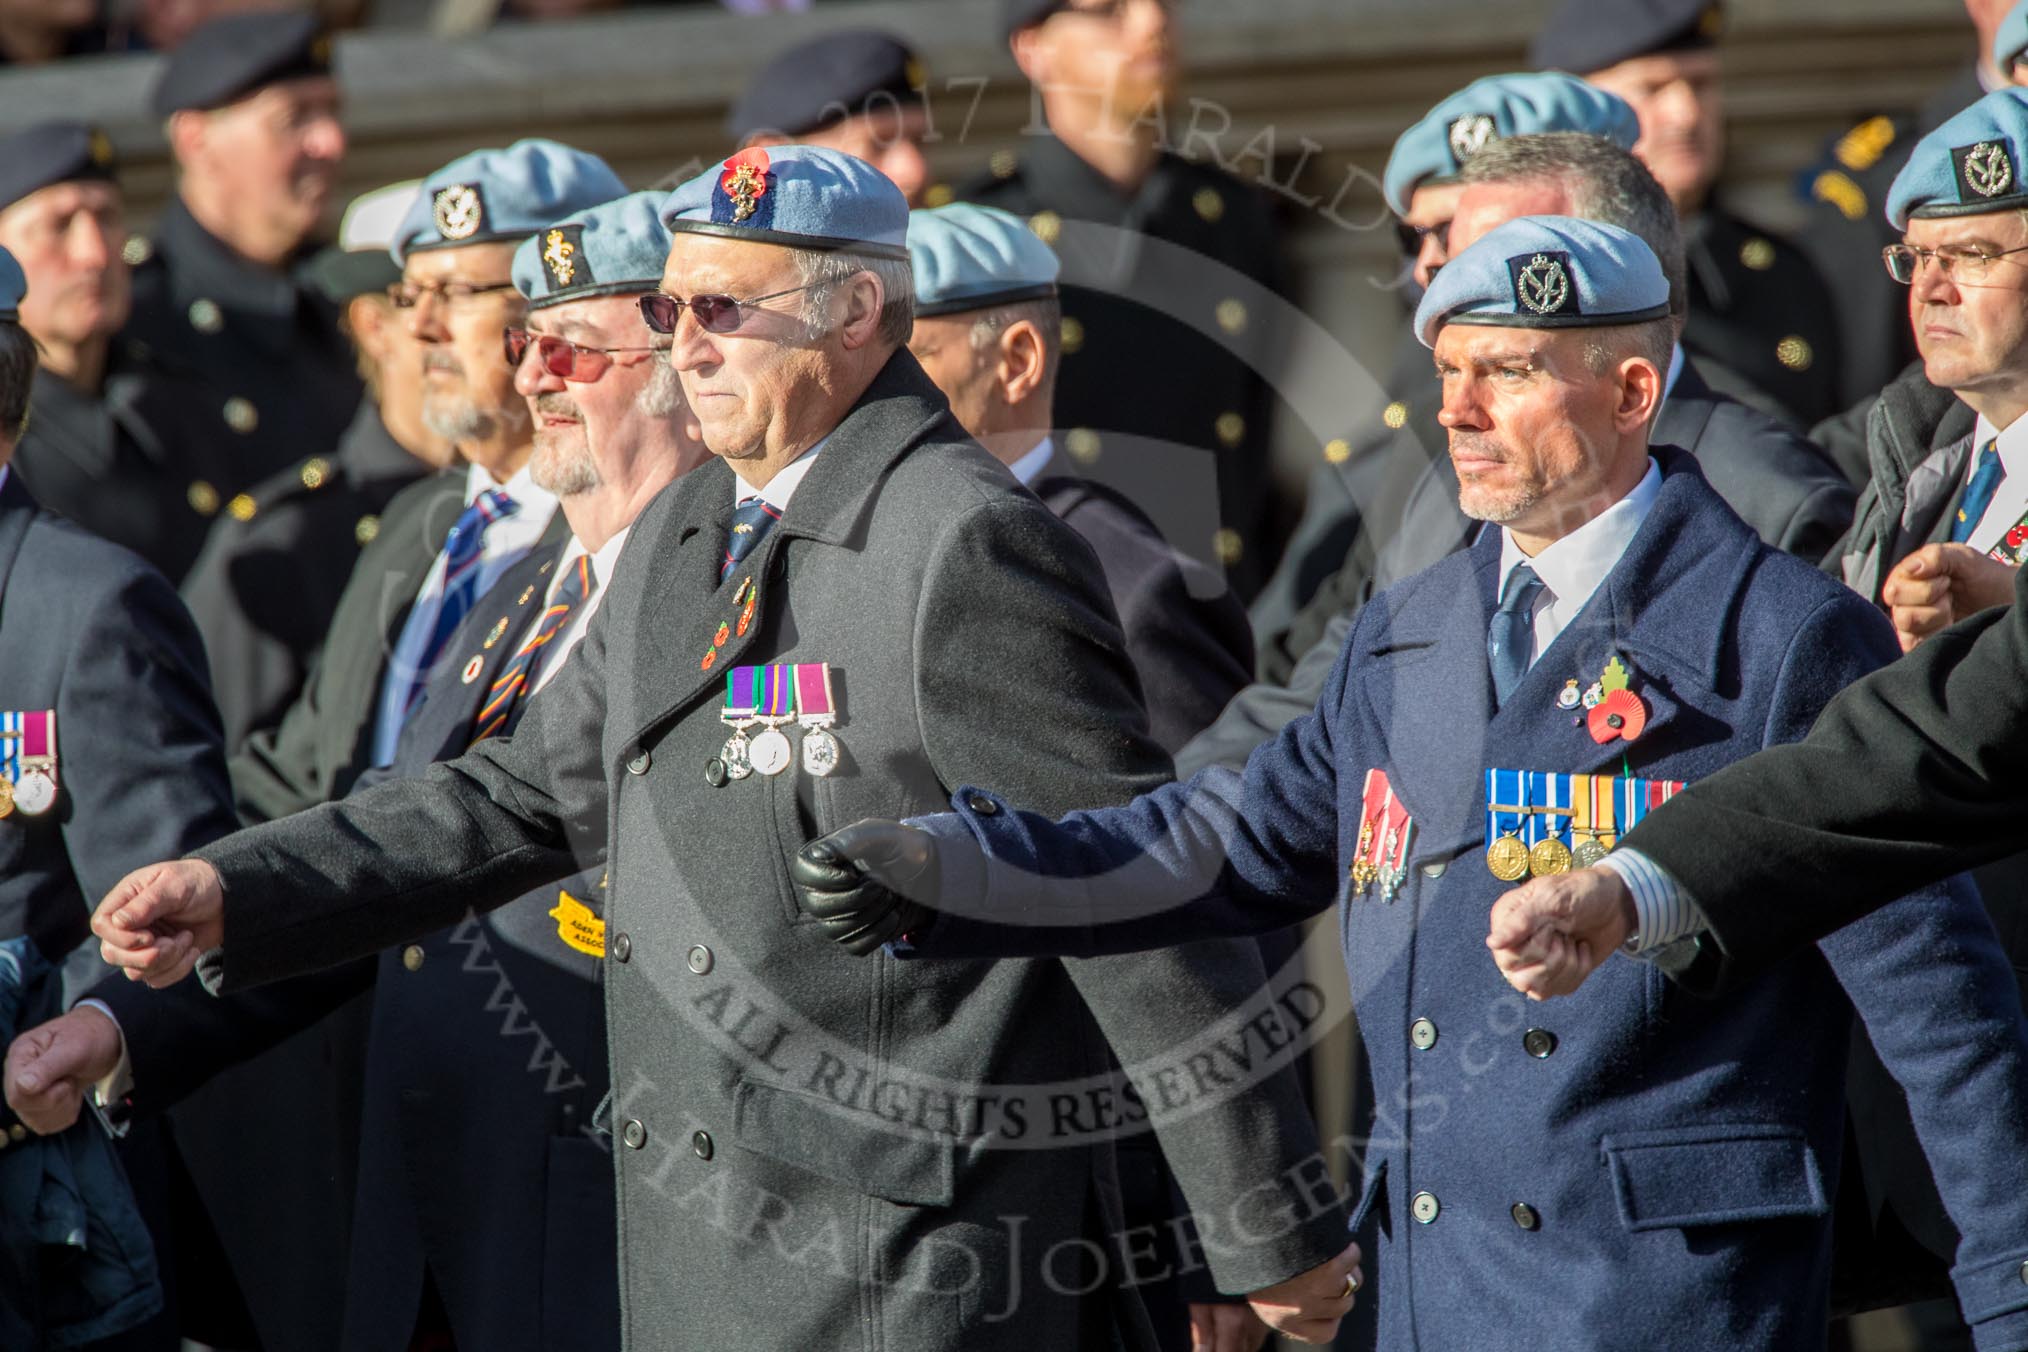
[462,655,484,684]
[483,616,509,650]
[1585,654,1648,745]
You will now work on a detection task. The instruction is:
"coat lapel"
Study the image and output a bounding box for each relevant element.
[0,472,40,623]
[631,350,960,736]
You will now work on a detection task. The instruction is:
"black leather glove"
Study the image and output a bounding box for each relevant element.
[790,819,940,956]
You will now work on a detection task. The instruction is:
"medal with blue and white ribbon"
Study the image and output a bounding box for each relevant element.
[1485,768,1530,881]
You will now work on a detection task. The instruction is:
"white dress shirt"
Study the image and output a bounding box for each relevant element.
[733,439,825,512]
[527,526,631,699]
[1959,411,2028,555]
[1006,436,1056,488]
[1495,458,1663,664]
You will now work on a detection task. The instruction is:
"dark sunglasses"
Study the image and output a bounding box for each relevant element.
[638,284,817,336]
[503,328,662,380]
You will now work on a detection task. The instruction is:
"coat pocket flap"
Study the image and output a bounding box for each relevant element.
[1601,1124,1826,1232]
[733,1078,956,1207]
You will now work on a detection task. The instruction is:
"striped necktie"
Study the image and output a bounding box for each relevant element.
[1488,563,1545,707]
[469,552,597,746]
[723,496,782,581]
[1952,439,2005,544]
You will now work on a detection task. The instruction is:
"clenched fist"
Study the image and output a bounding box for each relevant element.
[790,820,939,955]
[1244,1239,1363,1344]
[92,859,225,988]
[5,1005,123,1135]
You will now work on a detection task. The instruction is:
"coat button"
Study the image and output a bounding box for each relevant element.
[621,1119,646,1150]
[610,932,631,963]
[1523,1029,1558,1059]
[692,1130,713,1160]
[687,945,713,975]
[1411,1191,1440,1225]
[1409,1018,1437,1050]
[967,795,998,816]
[1421,860,1446,879]
[705,758,728,787]
[1511,1202,1539,1231]
[7,1124,23,1143]
[628,750,651,775]
[401,945,425,972]
[2019,1259,2028,1286]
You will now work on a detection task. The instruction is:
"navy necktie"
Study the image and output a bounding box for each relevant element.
[723,496,783,581]
[1952,439,2004,544]
[1488,563,1545,707]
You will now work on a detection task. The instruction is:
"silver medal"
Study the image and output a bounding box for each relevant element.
[802,728,839,778]
[749,727,793,777]
[12,768,54,816]
[721,729,753,780]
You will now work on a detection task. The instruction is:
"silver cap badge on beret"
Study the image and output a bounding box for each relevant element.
[1958,141,2015,200]
[1448,114,1496,165]
[434,184,485,241]
[1513,253,1574,317]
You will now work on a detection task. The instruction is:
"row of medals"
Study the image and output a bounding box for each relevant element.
[721,715,840,781]
[0,760,56,818]
[1485,823,1612,882]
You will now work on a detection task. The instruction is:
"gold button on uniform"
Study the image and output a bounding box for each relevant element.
[223,397,258,434]
[924,183,954,208]
[188,298,223,333]
[1215,299,1248,335]
[121,235,152,267]
[7,1124,24,1143]
[1739,238,1776,271]
[226,493,256,522]
[187,481,220,516]
[1383,401,1409,430]
[1212,528,1244,566]
[1776,336,1813,371]
[300,458,330,490]
[1028,211,1062,246]
[354,514,380,547]
[1059,316,1084,354]
[1411,1191,1440,1224]
[1066,428,1102,464]
[1409,1018,1437,1050]
[990,149,1018,180]
[401,945,425,972]
[1215,412,1246,448]
[1323,438,1351,465]
[1193,187,1225,222]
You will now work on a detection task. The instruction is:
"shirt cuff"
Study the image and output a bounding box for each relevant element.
[71,997,134,1131]
[1598,849,1706,956]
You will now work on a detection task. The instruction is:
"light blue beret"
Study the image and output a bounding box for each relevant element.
[1382,73,1642,216]
[1886,89,2028,229]
[393,139,628,265]
[513,192,671,311]
[1414,215,1670,347]
[659,145,909,261]
[0,246,22,321]
[1998,0,2028,74]
[904,204,1059,318]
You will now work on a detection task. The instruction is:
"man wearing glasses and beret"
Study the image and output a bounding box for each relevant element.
[231,138,623,825]
[86,144,1365,1351]
[10,190,710,1352]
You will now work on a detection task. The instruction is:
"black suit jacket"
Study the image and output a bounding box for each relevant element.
[1032,461,1253,755]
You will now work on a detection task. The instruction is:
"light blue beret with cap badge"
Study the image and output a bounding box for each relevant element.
[1383,72,1642,217]
[658,144,909,261]
[513,191,672,310]
[1414,215,1671,348]
[393,139,627,266]
[905,204,1059,318]
[1886,88,2028,230]
[0,247,23,322]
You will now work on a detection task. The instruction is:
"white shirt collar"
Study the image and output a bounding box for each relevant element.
[1958,410,2028,550]
[553,524,632,599]
[734,438,827,512]
[465,456,559,518]
[1496,458,1663,662]
[1007,436,1056,488]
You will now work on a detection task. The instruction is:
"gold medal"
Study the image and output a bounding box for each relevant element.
[1529,837,1572,877]
[0,775,16,819]
[1486,833,1529,881]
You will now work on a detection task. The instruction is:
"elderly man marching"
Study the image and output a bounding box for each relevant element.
[788,216,2028,1351]
[84,147,1363,1349]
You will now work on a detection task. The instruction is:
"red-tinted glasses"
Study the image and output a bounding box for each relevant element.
[503,328,663,380]
[638,284,817,336]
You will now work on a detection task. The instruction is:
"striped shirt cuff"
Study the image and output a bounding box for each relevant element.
[1598,849,1705,956]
